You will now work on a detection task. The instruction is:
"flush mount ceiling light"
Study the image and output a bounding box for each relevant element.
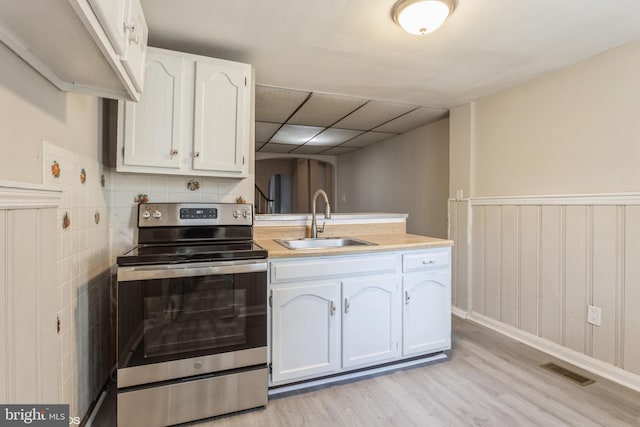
[392,0,455,35]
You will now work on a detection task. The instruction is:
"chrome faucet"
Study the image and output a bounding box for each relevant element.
[311,189,331,238]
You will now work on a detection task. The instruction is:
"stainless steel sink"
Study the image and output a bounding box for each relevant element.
[274,237,377,250]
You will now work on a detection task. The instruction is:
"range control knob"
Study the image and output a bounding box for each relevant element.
[142,210,151,220]
[152,210,162,219]
[242,210,251,219]
[233,210,241,219]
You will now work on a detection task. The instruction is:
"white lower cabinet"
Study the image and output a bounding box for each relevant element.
[271,282,341,383]
[342,276,401,368]
[402,270,451,356]
[269,248,451,387]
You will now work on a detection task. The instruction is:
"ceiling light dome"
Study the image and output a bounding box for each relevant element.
[392,0,455,35]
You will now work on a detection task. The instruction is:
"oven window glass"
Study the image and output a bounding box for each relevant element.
[118,270,266,368]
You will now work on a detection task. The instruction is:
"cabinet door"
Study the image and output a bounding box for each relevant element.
[402,270,451,356]
[342,276,401,368]
[87,0,129,55]
[192,60,250,175]
[271,283,340,384]
[121,51,184,170]
[120,0,148,92]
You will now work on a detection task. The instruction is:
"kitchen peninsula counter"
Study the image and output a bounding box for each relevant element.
[254,213,453,258]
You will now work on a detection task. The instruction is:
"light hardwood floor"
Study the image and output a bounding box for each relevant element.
[95,317,640,426]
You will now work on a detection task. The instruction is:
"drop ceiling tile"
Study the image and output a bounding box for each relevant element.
[321,146,359,155]
[255,122,282,143]
[342,131,396,147]
[270,124,325,145]
[333,101,416,131]
[255,142,265,151]
[259,143,296,153]
[307,128,364,146]
[255,85,310,123]
[287,93,368,127]
[373,107,449,133]
[290,145,326,155]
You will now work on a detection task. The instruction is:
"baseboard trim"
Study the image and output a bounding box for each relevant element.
[451,306,468,319]
[467,311,640,393]
[268,353,448,396]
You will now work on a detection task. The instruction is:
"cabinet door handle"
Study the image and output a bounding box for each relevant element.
[126,22,140,44]
[193,151,200,158]
[170,149,179,157]
[405,290,411,305]
[344,298,350,314]
[330,300,336,316]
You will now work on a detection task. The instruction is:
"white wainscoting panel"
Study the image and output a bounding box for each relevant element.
[450,193,640,383]
[449,200,469,311]
[518,205,540,336]
[624,206,640,374]
[501,205,518,328]
[564,205,588,354]
[471,205,485,314]
[0,182,61,404]
[591,206,618,365]
[540,205,562,345]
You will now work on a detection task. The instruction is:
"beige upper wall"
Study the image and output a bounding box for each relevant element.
[337,118,449,238]
[462,38,640,197]
[449,103,473,199]
[0,43,101,184]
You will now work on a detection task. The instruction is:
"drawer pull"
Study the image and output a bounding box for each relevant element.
[422,259,435,265]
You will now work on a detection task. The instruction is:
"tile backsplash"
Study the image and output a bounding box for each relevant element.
[43,142,111,419]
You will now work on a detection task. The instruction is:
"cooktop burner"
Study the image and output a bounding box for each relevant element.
[117,242,267,266]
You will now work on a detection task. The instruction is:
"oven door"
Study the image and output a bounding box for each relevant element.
[117,259,267,387]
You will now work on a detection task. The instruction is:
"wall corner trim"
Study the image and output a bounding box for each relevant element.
[0,180,62,209]
[466,311,640,393]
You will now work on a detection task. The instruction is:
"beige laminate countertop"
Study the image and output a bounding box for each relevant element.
[255,233,454,259]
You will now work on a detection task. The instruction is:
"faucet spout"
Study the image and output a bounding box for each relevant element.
[311,189,331,238]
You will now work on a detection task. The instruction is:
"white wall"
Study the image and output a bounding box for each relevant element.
[0,43,101,184]
[449,38,640,387]
[471,39,640,197]
[337,118,449,238]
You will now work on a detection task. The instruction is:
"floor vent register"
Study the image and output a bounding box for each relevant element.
[540,362,595,386]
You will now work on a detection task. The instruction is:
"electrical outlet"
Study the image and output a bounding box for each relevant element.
[587,305,602,326]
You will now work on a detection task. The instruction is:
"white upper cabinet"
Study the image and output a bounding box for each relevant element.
[87,0,129,55]
[193,61,250,174]
[121,52,184,169]
[0,0,147,101]
[117,47,252,178]
[120,0,148,92]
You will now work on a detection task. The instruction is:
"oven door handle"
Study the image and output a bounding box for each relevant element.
[117,260,267,282]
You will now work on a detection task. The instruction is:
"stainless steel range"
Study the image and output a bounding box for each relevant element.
[116,203,268,427]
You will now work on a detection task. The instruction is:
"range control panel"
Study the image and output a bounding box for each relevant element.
[138,203,252,227]
[180,208,217,219]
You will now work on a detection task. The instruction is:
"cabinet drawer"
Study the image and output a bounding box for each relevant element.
[270,253,399,284]
[402,249,450,273]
